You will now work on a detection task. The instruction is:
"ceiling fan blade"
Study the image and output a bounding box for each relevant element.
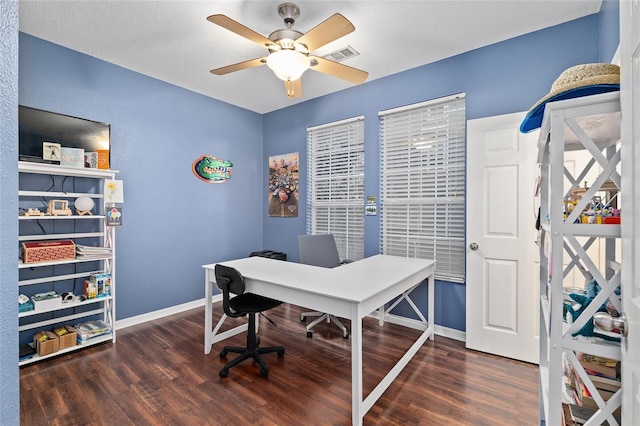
[309,56,368,85]
[210,57,266,75]
[296,13,355,52]
[207,14,274,48]
[285,79,303,98]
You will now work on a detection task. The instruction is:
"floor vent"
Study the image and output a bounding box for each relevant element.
[323,45,359,62]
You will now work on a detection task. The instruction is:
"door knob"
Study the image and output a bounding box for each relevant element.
[593,312,628,337]
[469,242,479,251]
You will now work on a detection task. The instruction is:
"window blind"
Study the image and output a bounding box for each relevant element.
[307,116,365,261]
[379,94,466,282]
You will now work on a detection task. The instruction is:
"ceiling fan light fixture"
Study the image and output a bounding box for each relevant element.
[266,50,310,81]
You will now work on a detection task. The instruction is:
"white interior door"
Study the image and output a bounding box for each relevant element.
[620,2,640,423]
[466,112,539,363]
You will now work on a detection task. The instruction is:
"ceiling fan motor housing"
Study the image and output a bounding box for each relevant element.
[278,3,300,23]
[269,3,306,52]
[268,29,306,52]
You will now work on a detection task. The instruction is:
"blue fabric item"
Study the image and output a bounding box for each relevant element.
[568,292,620,342]
[519,84,620,133]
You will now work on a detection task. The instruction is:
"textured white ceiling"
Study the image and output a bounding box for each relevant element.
[19,1,603,114]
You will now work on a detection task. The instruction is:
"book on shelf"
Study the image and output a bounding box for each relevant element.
[570,396,621,424]
[75,244,112,258]
[588,373,621,392]
[75,319,111,341]
[577,353,620,379]
[84,151,99,168]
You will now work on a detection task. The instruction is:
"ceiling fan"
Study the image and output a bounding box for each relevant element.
[207,2,368,99]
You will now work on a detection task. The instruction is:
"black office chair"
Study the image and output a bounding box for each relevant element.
[214,264,285,378]
[298,234,351,338]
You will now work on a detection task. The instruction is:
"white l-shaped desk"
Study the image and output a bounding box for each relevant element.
[202,254,435,426]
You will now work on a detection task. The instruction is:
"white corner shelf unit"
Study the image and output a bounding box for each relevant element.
[537,92,622,425]
[18,161,118,366]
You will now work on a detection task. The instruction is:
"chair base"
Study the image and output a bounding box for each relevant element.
[219,344,285,378]
[300,311,349,338]
[218,312,285,377]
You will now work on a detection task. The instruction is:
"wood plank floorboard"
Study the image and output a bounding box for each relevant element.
[20,303,539,425]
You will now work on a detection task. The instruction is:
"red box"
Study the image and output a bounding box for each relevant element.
[604,217,621,224]
[22,240,76,264]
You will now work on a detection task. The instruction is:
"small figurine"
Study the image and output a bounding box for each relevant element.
[22,208,45,216]
[46,200,72,216]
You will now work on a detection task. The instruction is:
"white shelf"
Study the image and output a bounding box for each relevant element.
[541,222,621,237]
[19,215,106,220]
[19,269,104,286]
[18,161,118,366]
[19,232,104,242]
[19,334,113,366]
[537,92,622,425]
[19,295,113,318]
[19,161,118,177]
[18,190,104,199]
[18,254,112,269]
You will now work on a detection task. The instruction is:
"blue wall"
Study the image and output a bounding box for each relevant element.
[0,1,20,424]
[19,33,265,319]
[600,0,621,62]
[261,14,604,331]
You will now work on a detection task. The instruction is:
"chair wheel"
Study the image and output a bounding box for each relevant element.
[300,316,306,323]
[306,331,313,338]
[219,350,227,358]
[343,333,349,339]
[219,368,228,378]
[277,349,285,357]
[260,367,269,377]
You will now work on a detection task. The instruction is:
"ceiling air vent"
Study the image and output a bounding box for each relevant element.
[323,45,360,62]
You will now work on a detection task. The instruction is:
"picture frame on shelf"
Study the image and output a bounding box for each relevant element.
[42,142,61,161]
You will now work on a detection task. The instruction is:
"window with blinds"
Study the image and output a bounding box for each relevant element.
[306,116,365,261]
[379,94,466,283]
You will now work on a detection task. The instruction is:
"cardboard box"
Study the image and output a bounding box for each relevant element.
[33,330,59,356]
[22,240,75,264]
[54,325,77,350]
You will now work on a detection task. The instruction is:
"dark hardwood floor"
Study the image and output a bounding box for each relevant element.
[20,303,539,425]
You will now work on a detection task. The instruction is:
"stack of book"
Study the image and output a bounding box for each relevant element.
[75,244,112,259]
[74,320,111,342]
[566,353,621,425]
[577,353,620,379]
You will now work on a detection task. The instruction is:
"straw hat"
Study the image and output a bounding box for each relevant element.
[520,63,620,133]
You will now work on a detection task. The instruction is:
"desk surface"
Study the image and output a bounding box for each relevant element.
[203,254,434,304]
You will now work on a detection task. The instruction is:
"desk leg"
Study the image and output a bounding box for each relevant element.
[351,304,363,426]
[355,272,435,424]
[204,269,213,354]
[428,273,435,341]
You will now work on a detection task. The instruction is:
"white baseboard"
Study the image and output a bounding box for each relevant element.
[115,298,465,343]
[114,295,220,330]
[377,313,466,342]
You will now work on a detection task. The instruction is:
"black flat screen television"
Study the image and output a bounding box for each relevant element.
[19,106,110,165]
